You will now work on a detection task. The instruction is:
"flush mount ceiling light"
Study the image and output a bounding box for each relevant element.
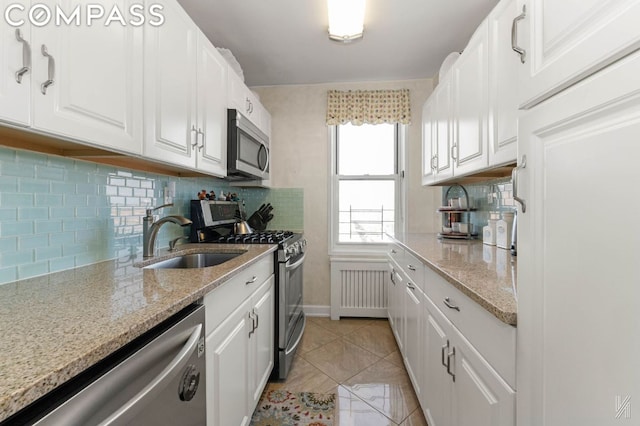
[327,0,366,43]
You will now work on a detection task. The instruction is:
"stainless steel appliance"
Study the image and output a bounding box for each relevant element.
[274,234,306,379]
[227,109,270,181]
[8,305,206,426]
[189,200,306,379]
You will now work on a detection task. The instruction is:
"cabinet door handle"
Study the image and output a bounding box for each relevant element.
[254,309,259,330]
[450,145,457,160]
[512,155,527,213]
[246,276,257,285]
[446,346,456,382]
[431,155,437,171]
[407,264,416,271]
[40,44,55,95]
[390,271,396,285]
[443,297,460,311]
[15,29,31,83]
[407,282,416,291]
[190,125,198,148]
[197,128,204,151]
[441,341,449,367]
[248,311,255,337]
[511,5,527,63]
[390,249,397,254]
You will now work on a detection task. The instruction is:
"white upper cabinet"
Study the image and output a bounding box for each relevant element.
[433,75,454,182]
[144,0,227,177]
[452,21,489,177]
[227,68,271,137]
[144,0,198,168]
[0,1,30,127]
[487,0,518,166]
[196,34,227,177]
[515,0,640,109]
[20,0,144,154]
[517,50,640,426]
[422,2,518,186]
[421,97,436,185]
[30,0,143,154]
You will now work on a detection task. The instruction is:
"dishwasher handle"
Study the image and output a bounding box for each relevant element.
[98,323,202,426]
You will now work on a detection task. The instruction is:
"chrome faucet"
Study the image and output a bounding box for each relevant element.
[143,204,192,258]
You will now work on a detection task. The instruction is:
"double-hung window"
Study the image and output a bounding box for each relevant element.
[330,123,405,251]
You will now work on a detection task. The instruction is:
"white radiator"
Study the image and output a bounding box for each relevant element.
[330,259,389,320]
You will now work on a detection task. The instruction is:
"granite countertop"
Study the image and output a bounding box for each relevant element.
[0,243,277,422]
[390,233,517,326]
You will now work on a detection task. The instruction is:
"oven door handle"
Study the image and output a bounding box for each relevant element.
[285,253,306,271]
[97,324,202,426]
[284,314,306,356]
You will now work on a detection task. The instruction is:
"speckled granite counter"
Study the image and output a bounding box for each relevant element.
[390,233,517,326]
[0,243,276,422]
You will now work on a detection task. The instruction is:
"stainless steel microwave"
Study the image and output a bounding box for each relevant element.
[227,109,269,181]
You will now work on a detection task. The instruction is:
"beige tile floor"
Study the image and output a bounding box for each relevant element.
[263,317,429,426]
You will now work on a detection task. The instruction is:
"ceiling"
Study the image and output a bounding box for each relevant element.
[177,0,499,87]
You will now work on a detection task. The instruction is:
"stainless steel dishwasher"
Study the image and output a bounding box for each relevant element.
[7,304,206,426]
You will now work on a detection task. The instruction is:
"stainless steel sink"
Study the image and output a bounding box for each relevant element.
[143,252,243,269]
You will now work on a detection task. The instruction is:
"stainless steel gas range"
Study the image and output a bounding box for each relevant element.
[190,200,306,379]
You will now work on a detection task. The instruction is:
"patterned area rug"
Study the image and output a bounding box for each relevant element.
[250,390,336,426]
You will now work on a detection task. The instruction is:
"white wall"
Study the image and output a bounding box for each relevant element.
[253,79,441,308]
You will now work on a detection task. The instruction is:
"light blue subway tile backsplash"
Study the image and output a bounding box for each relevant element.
[35,165,66,181]
[0,221,33,237]
[0,145,304,285]
[443,177,515,233]
[18,261,49,280]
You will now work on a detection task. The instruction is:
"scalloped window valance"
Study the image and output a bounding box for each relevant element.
[326,89,411,126]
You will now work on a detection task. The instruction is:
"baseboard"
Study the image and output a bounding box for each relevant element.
[302,305,331,317]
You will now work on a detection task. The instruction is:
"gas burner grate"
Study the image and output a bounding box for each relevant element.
[215,230,296,245]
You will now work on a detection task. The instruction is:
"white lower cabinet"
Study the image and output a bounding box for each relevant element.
[451,331,515,426]
[403,271,423,400]
[206,296,252,426]
[249,276,275,409]
[387,261,405,353]
[204,257,275,426]
[421,293,515,426]
[388,245,515,426]
[422,303,453,426]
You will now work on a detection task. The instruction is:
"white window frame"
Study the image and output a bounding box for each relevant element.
[328,123,407,255]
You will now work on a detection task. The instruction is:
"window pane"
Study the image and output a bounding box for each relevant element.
[338,180,395,242]
[338,123,395,175]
